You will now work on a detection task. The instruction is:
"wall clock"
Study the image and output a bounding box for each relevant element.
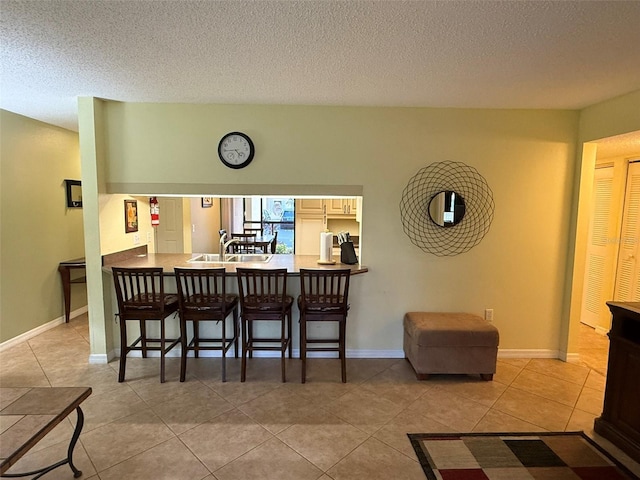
[218,132,254,169]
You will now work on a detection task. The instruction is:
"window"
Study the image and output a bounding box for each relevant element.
[244,197,295,253]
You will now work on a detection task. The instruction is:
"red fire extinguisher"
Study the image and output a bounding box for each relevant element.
[150,197,159,227]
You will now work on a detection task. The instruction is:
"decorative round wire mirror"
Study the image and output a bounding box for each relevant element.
[400,161,494,256]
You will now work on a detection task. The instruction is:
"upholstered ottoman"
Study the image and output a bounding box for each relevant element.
[403,312,499,381]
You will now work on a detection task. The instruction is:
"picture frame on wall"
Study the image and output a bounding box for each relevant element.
[124,199,138,233]
[202,197,213,208]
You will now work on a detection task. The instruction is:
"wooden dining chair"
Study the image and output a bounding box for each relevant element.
[243,223,263,236]
[298,268,351,383]
[174,268,239,382]
[230,233,256,253]
[236,268,293,382]
[112,267,180,383]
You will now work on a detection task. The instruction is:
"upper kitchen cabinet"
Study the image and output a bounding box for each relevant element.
[296,198,325,215]
[325,198,357,217]
[296,198,357,218]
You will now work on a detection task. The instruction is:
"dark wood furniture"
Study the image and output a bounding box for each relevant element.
[57,258,86,323]
[230,234,273,254]
[0,386,92,478]
[298,268,351,383]
[594,301,640,464]
[112,267,180,383]
[236,268,293,382]
[174,268,240,382]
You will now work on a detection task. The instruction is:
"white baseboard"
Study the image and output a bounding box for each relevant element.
[0,306,87,353]
[89,351,117,364]
[594,326,609,336]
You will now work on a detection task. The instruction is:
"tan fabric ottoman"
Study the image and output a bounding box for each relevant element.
[403,312,499,381]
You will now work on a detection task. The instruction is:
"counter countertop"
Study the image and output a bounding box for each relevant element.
[102,253,368,276]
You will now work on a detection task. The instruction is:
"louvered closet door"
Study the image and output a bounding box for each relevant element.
[581,166,614,328]
[614,161,640,302]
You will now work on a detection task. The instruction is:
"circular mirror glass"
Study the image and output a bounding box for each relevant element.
[428,190,466,227]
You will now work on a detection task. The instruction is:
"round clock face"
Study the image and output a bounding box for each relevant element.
[218,132,254,169]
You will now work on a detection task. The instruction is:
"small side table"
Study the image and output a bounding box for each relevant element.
[0,387,92,478]
[58,258,86,323]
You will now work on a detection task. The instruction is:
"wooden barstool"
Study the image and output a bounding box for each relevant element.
[112,267,180,383]
[236,268,293,382]
[298,268,351,383]
[174,268,239,382]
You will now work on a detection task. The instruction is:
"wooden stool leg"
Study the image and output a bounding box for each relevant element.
[192,321,199,358]
[140,320,147,357]
[180,317,188,382]
[233,309,239,358]
[339,320,347,383]
[287,311,293,359]
[241,317,248,382]
[118,318,128,382]
[281,315,286,383]
[300,317,307,383]
[221,317,227,382]
[160,317,166,383]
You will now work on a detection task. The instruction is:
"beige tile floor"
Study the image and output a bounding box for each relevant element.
[1,316,638,479]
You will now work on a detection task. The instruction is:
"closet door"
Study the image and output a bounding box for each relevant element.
[614,161,640,301]
[581,166,615,328]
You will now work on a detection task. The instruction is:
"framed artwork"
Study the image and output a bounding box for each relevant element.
[124,199,138,233]
[202,197,213,208]
[64,179,82,208]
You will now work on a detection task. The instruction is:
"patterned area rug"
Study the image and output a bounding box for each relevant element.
[408,431,639,480]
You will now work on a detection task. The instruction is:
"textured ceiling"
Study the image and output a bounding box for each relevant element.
[1,0,640,145]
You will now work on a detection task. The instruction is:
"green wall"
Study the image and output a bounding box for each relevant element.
[0,110,86,343]
[85,101,583,356]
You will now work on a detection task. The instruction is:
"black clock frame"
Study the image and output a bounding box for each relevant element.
[218,131,255,169]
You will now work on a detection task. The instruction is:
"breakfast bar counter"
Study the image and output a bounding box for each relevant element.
[102,253,368,275]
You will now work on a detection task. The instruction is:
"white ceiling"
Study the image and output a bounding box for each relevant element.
[1,0,640,151]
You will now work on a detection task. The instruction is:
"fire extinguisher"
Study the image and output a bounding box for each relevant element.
[150,197,159,227]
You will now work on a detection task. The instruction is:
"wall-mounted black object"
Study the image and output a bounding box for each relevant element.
[400,161,494,256]
[65,179,82,208]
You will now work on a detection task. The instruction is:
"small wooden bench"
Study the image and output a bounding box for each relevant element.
[1,386,92,478]
[403,312,499,380]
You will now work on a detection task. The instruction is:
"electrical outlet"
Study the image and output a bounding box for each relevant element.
[147,231,152,243]
[133,233,140,245]
[485,309,494,322]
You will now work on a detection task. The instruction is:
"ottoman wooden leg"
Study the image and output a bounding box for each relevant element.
[480,374,493,381]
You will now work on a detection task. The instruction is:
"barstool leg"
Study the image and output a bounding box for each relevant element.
[179,317,187,382]
[140,320,147,357]
[193,321,200,358]
[221,316,227,382]
[233,309,239,358]
[118,318,128,382]
[160,317,166,383]
[340,320,347,383]
[287,311,293,359]
[300,316,307,384]
[241,316,248,382]
[281,314,286,383]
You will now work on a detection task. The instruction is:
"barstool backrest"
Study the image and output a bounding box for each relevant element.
[112,267,174,318]
[236,268,289,316]
[299,268,351,318]
[174,267,234,317]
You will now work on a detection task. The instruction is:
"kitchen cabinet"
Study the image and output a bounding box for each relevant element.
[325,198,356,216]
[296,198,325,215]
[295,216,326,255]
[296,198,357,217]
[295,198,360,254]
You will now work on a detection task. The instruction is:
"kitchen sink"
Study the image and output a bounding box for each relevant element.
[187,253,273,263]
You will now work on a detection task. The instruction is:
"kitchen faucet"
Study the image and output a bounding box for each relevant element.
[219,230,239,261]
